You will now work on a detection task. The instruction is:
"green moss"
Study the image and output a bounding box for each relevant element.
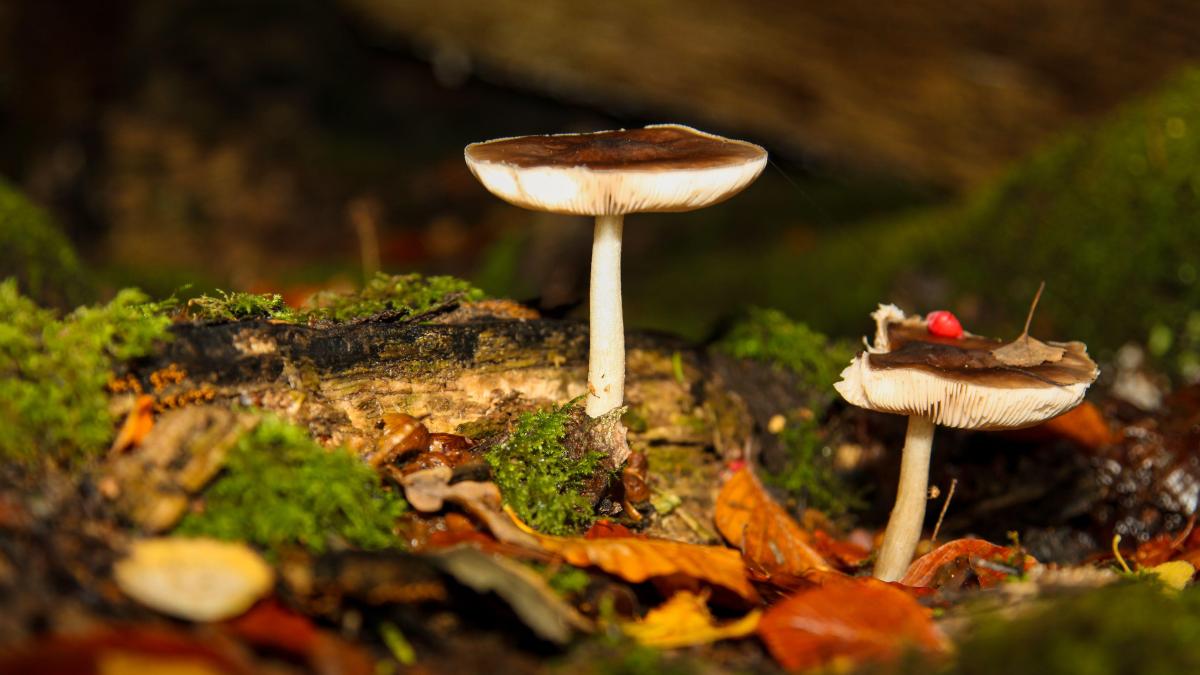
[715,307,855,400]
[485,402,606,536]
[546,565,591,597]
[781,68,1200,378]
[0,279,173,464]
[768,418,865,517]
[304,272,485,322]
[175,414,406,554]
[182,273,485,325]
[185,289,297,322]
[937,582,1200,675]
[0,179,91,308]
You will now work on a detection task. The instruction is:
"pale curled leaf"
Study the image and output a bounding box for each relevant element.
[433,546,593,644]
[622,591,760,649]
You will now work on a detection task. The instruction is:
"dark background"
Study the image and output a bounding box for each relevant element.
[3,0,1199,371]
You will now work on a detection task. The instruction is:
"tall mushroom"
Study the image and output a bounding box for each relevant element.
[834,302,1099,581]
[465,125,767,418]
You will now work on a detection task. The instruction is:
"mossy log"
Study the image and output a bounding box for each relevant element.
[118,314,809,541]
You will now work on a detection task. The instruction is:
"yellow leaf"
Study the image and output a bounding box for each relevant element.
[622,592,761,649]
[537,534,759,601]
[1148,560,1195,591]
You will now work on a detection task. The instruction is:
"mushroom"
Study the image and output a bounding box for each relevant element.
[465,125,767,418]
[834,302,1099,581]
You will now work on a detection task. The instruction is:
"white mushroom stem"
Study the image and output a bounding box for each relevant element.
[874,414,936,581]
[586,214,626,418]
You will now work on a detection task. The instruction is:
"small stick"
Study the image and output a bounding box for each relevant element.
[1016,281,1046,342]
[930,478,958,544]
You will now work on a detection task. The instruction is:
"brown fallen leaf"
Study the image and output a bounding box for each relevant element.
[403,470,756,600]
[622,591,760,649]
[990,282,1066,367]
[110,394,156,454]
[758,576,947,672]
[900,538,1037,589]
[1014,401,1117,449]
[714,469,829,576]
[399,467,540,549]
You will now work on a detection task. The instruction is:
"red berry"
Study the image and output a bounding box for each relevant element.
[727,458,747,473]
[926,310,963,339]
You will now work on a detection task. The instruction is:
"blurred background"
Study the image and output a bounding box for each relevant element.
[3,0,1200,381]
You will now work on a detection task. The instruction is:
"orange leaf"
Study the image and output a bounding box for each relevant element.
[715,469,829,576]
[900,538,1037,589]
[758,577,946,671]
[110,395,156,454]
[622,591,761,649]
[1020,402,1117,449]
[536,534,759,601]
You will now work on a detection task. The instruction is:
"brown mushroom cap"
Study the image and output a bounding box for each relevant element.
[464,124,767,216]
[835,305,1099,430]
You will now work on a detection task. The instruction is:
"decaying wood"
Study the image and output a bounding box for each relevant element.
[112,313,815,541]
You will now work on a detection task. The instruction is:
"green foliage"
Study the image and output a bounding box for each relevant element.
[940,582,1200,675]
[768,418,865,517]
[546,565,591,597]
[715,308,863,514]
[182,273,485,325]
[775,68,1200,379]
[0,179,90,307]
[715,307,855,397]
[305,272,485,322]
[176,415,406,554]
[0,279,173,464]
[185,289,296,322]
[486,402,605,536]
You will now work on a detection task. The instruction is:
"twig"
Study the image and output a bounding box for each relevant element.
[930,478,958,544]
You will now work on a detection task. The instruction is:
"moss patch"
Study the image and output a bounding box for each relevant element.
[485,402,606,536]
[183,272,485,325]
[769,418,865,518]
[184,290,296,322]
[939,582,1200,675]
[304,272,484,322]
[0,180,90,308]
[0,279,173,464]
[715,307,855,401]
[175,414,406,554]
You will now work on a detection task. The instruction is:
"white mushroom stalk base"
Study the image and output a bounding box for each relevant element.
[586,214,626,418]
[873,414,936,582]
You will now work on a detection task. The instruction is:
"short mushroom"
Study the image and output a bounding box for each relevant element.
[465,125,767,418]
[834,302,1099,581]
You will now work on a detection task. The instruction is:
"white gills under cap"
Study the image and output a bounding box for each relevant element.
[463,124,767,216]
[834,304,1099,431]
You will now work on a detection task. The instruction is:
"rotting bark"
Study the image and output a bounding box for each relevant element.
[114,313,804,541]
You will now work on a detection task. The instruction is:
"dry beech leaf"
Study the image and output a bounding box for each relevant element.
[715,469,829,576]
[991,335,1066,367]
[622,591,760,649]
[536,534,759,601]
[900,538,1037,589]
[758,576,947,672]
[114,537,274,622]
[433,546,593,644]
[1021,401,1116,449]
